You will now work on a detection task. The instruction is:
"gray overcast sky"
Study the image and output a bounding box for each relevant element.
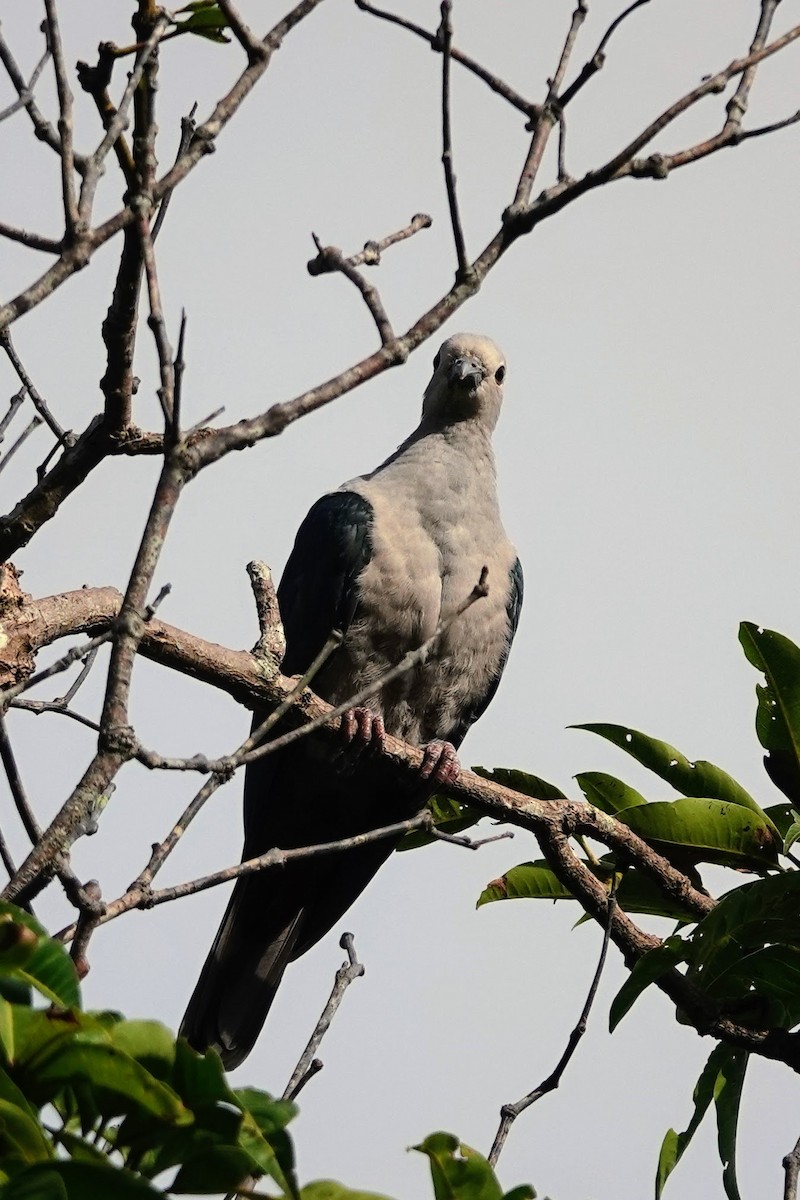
[2,2,800,1198]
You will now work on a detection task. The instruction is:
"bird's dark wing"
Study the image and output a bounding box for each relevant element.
[180,491,378,1069]
[278,490,374,675]
[445,556,523,748]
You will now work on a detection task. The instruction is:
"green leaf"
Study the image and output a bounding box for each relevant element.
[618,797,778,870]
[477,862,573,907]
[49,1129,109,1166]
[235,1088,298,1196]
[740,622,800,805]
[573,723,772,827]
[685,873,800,1021]
[107,1021,176,1081]
[609,938,687,1032]
[0,999,14,1062]
[174,3,231,42]
[0,1161,164,1198]
[656,1045,745,1199]
[784,820,800,856]
[0,905,80,1011]
[0,1097,53,1165]
[398,794,483,852]
[30,1040,191,1125]
[478,861,698,923]
[715,1050,748,1200]
[473,767,565,801]
[301,1183,397,1200]
[688,872,800,974]
[413,1132,503,1200]
[170,1145,257,1193]
[575,771,647,814]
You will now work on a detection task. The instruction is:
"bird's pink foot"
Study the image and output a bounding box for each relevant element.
[419,740,460,785]
[335,707,387,773]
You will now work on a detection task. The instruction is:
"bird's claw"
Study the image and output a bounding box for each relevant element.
[335,707,387,774]
[419,740,460,785]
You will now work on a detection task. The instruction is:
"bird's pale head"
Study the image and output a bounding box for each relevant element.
[421,333,507,430]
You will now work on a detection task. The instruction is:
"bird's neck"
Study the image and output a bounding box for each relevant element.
[363,418,499,514]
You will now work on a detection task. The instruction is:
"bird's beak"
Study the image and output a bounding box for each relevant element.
[448,356,484,389]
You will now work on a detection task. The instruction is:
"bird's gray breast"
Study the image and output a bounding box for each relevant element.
[325,450,516,745]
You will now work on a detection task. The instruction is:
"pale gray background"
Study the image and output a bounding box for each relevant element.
[1,2,800,1197]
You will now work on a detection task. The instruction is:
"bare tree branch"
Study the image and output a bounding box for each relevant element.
[0,21,88,172]
[438,1,469,282]
[784,1130,800,1200]
[354,0,537,119]
[488,878,617,1165]
[42,0,79,237]
[283,932,365,1101]
[0,329,66,439]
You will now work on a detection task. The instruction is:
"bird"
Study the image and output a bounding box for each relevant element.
[180,333,523,1069]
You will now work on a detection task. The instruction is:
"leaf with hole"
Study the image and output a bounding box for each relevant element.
[740,622,800,805]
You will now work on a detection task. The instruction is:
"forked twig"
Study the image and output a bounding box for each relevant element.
[283,932,365,1100]
[488,876,618,1166]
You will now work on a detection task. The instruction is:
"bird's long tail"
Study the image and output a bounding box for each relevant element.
[179,871,303,1070]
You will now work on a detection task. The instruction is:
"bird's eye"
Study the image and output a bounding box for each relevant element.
[495,365,506,384]
[433,352,441,370]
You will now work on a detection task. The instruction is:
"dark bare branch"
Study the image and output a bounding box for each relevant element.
[42,0,79,236]
[283,933,365,1101]
[309,235,395,345]
[560,0,652,108]
[0,22,87,172]
[354,0,537,119]
[0,329,66,439]
[438,1,470,282]
[488,878,617,1165]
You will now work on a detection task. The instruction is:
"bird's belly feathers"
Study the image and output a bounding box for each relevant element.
[323,500,515,746]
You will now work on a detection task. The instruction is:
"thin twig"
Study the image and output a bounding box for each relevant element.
[57,645,101,707]
[0,222,61,254]
[738,109,800,142]
[0,717,41,843]
[10,698,101,735]
[510,0,587,214]
[354,0,536,118]
[0,21,87,172]
[217,0,266,61]
[78,15,170,222]
[151,103,198,242]
[725,0,780,133]
[0,823,16,881]
[43,0,78,236]
[438,2,469,282]
[171,311,187,445]
[784,1131,800,1200]
[309,235,395,344]
[0,391,24,443]
[138,212,175,430]
[131,628,343,890]
[430,827,514,851]
[560,0,652,107]
[488,877,618,1166]
[0,41,50,122]
[0,417,43,475]
[307,214,432,276]
[76,42,137,189]
[57,812,433,940]
[0,329,66,438]
[283,932,365,1100]
[0,631,112,708]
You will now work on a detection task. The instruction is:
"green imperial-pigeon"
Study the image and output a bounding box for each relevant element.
[181,333,523,1068]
